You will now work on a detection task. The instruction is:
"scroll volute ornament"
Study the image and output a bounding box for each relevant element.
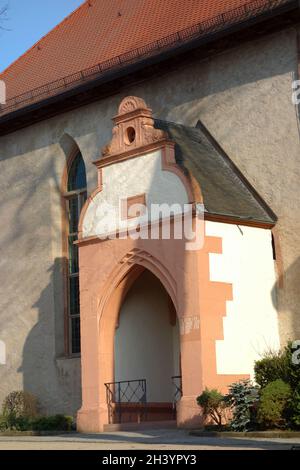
[101,96,168,158]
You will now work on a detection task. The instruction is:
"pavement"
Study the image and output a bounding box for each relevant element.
[0,429,300,450]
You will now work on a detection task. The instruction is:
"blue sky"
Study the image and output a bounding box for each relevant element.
[0,0,84,72]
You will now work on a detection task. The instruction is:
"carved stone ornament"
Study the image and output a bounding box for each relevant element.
[101,96,168,158]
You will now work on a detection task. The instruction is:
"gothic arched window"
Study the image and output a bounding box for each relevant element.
[65,152,87,354]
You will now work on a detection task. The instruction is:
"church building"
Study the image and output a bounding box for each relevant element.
[0,0,299,432]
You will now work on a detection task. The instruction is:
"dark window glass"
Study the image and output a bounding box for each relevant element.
[68,234,78,274]
[272,233,277,261]
[68,197,79,234]
[65,152,87,354]
[68,153,87,192]
[71,317,81,354]
[69,276,80,317]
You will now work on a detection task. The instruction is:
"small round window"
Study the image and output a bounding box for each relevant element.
[126,127,136,144]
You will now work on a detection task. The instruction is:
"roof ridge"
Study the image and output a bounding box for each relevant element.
[0,0,88,75]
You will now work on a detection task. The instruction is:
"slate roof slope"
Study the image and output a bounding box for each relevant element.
[154,119,277,225]
[0,0,283,101]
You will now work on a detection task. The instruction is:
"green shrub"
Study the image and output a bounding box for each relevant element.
[257,379,291,429]
[254,343,300,389]
[254,350,290,388]
[0,415,8,431]
[197,388,228,427]
[30,415,73,431]
[254,343,300,429]
[0,414,31,431]
[288,343,300,390]
[290,385,300,428]
[2,391,38,418]
[226,379,259,432]
[1,391,73,433]
[0,413,73,432]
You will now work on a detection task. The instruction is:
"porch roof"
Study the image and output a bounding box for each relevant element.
[154,119,277,226]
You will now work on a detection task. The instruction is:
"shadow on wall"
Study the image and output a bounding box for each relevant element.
[272,255,300,343]
[0,126,85,415]
[0,30,295,163]
[19,258,82,416]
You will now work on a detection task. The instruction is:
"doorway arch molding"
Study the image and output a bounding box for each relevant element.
[82,247,182,432]
[97,248,178,333]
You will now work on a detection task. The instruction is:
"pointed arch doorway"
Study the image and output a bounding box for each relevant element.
[97,258,182,428]
[111,269,181,425]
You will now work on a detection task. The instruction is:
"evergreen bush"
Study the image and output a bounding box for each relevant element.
[257,379,292,429]
[197,388,228,427]
[254,343,300,389]
[290,385,300,428]
[226,379,259,431]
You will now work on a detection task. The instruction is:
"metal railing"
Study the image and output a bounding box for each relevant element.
[0,0,293,116]
[105,379,147,424]
[172,375,183,413]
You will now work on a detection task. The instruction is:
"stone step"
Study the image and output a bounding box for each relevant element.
[103,420,177,433]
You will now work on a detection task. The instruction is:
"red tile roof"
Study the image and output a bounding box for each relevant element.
[0,0,290,105]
